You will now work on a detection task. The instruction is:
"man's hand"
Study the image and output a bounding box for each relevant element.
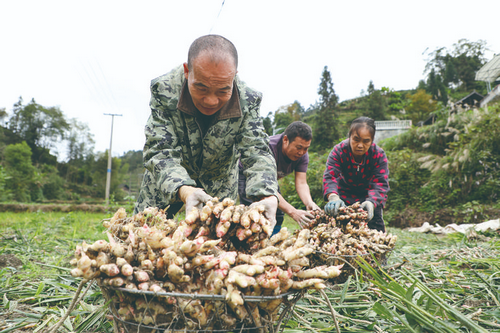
[307,202,321,211]
[290,209,315,229]
[178,186,213,213]
[360,201,375,221]
[324,193,345,216]
[250,196,278,230]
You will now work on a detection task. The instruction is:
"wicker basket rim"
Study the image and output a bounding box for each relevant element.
[102,286,299,302]
[314,248,394,258]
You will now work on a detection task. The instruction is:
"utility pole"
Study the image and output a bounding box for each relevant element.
[104,113,122,206]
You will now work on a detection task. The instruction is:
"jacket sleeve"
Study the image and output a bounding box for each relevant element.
[366,148,390,208]
[142,82,197,205]
[237,91,278,200]
[322,144,343,200]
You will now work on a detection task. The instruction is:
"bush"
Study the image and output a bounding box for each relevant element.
[381,101,500,216]
[3,142,35,202]
[384,149,431,211]
[0,165,11,201]
[41,165,65,200]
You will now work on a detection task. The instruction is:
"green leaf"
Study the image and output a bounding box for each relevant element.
[388,280,407,296]
[340,275,351,304]
[372,301,393,320]
[404,312,420,329]
[35,281,45,297]
[311,321,331,328]
[406,282,416,302]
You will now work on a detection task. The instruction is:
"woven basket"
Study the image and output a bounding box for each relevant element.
[100,284,304,333]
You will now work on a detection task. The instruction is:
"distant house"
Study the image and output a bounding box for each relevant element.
[454,91,483,110]
[417,91,484,127]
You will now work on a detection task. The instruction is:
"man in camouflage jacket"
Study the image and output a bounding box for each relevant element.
[135,35,279,225]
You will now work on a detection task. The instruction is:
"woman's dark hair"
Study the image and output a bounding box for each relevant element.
[348,117,376,140]
[284,121,312,142]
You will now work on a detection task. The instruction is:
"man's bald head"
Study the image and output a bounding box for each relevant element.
[187,35,238,71]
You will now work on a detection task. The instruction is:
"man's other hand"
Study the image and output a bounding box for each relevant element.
[307,202,321,211]
[250,196,278,230]
[291,209,315,229]
[178,186,213,213]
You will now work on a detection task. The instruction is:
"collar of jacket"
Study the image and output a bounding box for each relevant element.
[176,79,242,120]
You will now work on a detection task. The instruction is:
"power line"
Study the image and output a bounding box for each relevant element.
[97,61,119,110]
[78,59,120,113]
[78,62,113,111]
[104,113,122,206]
[209,0,226,34]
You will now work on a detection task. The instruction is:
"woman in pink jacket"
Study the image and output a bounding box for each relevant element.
[322,117,390,232]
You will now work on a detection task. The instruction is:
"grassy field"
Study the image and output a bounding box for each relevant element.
[0,210,499,332]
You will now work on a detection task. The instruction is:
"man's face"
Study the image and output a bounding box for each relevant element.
[184,52,236,116]
[282,135,311,161]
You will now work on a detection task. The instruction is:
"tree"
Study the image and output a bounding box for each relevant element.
[39,164,65,200]
[310,66,340,153]
[8,97,69,162]
[66,118,95,163]
[424,39,488,98]
[382,87,411,119]
[91,150,125,201]
[119,150,145,198]
[0,165,11,201]
[0,108,7,126]
[361,81,387,120]
[62,118,96,186]
[4,142,36,202]
[262,112,273,136]
[426,69,448,105]
[405,90,437,124]
[271,101,305,135]
[273,109,293,134]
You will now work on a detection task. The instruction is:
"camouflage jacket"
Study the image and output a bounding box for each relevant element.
[134,65,278,213]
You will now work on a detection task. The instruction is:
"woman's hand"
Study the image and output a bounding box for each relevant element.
[324,193,345,216]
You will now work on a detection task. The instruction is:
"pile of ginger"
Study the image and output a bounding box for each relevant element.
[70,198,344,330]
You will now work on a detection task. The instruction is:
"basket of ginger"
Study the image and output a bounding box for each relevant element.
[70,199,344,332]
[304,203,397,284]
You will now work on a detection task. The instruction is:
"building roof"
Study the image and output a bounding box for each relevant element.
[455,91,484,107]
[476,54,500,83]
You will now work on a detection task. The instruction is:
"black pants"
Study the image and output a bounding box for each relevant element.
[238,168,284,236]
[368,204,386,232]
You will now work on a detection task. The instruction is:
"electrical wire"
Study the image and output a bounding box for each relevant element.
[209,0,225,34]
[78,59,119,113]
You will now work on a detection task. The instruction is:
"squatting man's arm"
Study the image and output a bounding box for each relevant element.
[277,172,320,228]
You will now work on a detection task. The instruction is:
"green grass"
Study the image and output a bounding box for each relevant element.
[0,211,110,281]
[0,211,499,332]
[0,211,114,332]
[282,214,301,234]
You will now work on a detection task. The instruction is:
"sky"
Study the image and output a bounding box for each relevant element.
[1,0,498,161]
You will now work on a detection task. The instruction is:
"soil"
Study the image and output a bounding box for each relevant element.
[388,207,500,229]
[0,254,23,269]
